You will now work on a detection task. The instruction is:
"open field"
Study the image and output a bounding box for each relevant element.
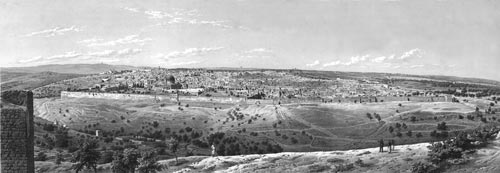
[34,95,500,156]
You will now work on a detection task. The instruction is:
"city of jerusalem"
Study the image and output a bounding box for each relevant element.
[1,0,500,173]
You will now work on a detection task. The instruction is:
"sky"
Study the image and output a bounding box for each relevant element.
[0,0,499,81]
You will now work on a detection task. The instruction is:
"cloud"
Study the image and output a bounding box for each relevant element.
[45,51,82,60]
[399,48,424,60]
[17,56,43,63]
[244,48,272,54]
[86,48,142,58]
[77,38,104,44]
[342,54,370,66]
[168,60,200,66]
[81,35,152,47]
[125,8,245,30]
[236,48,275,59]
[154,47,224,60]
[320,48,425,68]
[370,55,395,63]
[23,26,82,37]
[410,64,425,68]
[123,7,140,13]
[17,48,142,64]
[323,60,341,67]
[306,60,320,67]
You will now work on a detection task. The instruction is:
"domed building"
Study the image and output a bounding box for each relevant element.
[166,75,175,85]
[165,75,182,89]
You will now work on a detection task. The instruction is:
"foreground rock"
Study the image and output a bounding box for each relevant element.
[161,143,431,173]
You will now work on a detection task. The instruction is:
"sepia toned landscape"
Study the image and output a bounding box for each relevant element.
[1,0,500,173]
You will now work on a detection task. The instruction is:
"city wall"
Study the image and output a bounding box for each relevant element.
[1,90,34,173]
[61,91,247,104]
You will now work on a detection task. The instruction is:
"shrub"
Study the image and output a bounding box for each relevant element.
[416,132,423,138]
[334,163,354,172]
[411,162,436,173]
[308,164,331,172]
[437,122,447,131]
[35,151,47,161]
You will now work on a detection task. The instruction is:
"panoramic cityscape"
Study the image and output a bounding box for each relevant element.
[1,0,500,173]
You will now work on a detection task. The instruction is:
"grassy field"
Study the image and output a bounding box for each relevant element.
[33,96,500,156]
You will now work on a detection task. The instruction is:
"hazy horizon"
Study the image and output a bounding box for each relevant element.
[1,0,499,81]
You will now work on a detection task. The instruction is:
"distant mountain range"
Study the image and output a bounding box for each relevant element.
[1,64,138,74]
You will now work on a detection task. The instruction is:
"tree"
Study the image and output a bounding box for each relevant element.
[55,152,64,165]
[388,126,394,133]
[111,148,140,173]
[366,113,373,120]
[406,130,413,137]
[35,151,47,161]
[410,116,417,123]
[55,128,70,148]
[169,138,179,164]
[71,140,101,173]
[137,150,165,173]
[416,132,423,138]
[374,113,381,122]
[437,122,447,131]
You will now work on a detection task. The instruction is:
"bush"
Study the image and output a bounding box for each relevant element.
[437,122,447,131]
[411,162,436,173]
[308,164,331,172]
[35,151,47,161]
[334,163,354,172]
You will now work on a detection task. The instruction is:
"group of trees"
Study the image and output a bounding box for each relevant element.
[70,140,165,173]
[366,113,382,121]
[412,126,500,173]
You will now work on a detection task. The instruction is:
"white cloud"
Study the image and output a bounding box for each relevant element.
[87,48,142,58]
[123,7,140,13]
[82,35,152,47]
[323,60,341,67]
[168,60,200,66]
[320,48,424,68]
[17,56,43,63]
[236,48,275,59]
[244,48,272,54]
[17,48,142,64]
[306,60,320,67]
[45,51,82,60]
[155,47,224,60]
[23,26,82,37]
[342,54,370,65]
[77,38,104,44]
[410,64,425,68]
[370,55,395,63]
[135,8,243,30]
[399,48,423,60]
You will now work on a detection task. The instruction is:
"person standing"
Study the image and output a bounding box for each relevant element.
[211,144,216,157]
[379,139,384,152]
[391,139,396,151]
[387,140,392,153]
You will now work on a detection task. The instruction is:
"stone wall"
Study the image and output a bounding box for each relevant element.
[61,91,247,103]
[1,90,34,173]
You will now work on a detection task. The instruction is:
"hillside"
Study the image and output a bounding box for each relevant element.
[33,132,500,173]
[1,71,84,91]
[1,64,138,74]
[160,132,500,173]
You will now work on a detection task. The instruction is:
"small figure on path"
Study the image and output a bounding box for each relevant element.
[211,144,216,157]
[379,139,384,152]
[387,140,392,153]
[391,139,396,151]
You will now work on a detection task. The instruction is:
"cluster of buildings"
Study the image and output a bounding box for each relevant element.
[71,68,438,102]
